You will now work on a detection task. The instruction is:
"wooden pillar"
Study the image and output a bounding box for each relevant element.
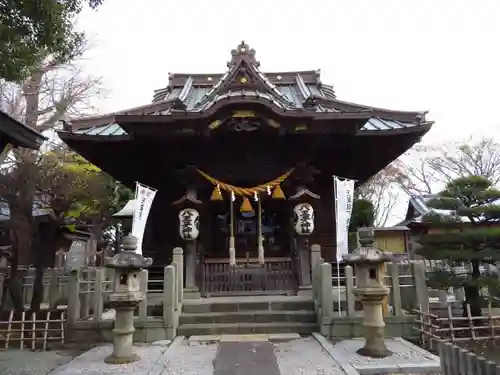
[298,238,311,287]
[173,183,203,299]
[289,184,320,296]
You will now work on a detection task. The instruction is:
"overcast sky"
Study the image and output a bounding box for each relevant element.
[75,0,500,223]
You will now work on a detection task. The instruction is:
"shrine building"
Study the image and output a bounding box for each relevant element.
[57,42,432,296]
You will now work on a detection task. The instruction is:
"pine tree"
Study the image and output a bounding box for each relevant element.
[348,198,374,249]
[419,176,500,317]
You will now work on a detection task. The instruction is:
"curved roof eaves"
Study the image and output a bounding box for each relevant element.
[67,117,426,137]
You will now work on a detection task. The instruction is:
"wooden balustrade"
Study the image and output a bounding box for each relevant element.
[201,257,297,296]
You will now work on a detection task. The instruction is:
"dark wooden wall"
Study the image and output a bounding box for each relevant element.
[143,168,337,265]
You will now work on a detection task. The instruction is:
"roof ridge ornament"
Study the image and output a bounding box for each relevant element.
[227,41,260,68]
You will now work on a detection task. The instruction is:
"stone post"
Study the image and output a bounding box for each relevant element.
[310,244,322,269]
[297,238,312,296]
[172,247,183,307]
[67,269,80,327]
[412,260,429,314]
[311,244,322,303]
[344,265,355,317]
[184,241,200,298]
[388,262,403,317]
[163,265,176,339]
[319,262,333,336]
[79,269,90,319]
[138,270,148,320]
[93,268,104,323]
[104,235,152,364]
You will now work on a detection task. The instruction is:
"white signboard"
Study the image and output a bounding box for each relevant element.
[334,177,355,262]
[131,183,157,255]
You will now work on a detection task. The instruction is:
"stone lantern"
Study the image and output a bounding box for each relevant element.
[104,235,153,364]
[343,227,393,358]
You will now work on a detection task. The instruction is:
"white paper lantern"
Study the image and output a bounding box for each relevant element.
[293,203,315,236]
[178,208,200,240]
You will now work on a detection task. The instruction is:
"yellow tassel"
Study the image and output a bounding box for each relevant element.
[210,186,223,201]
[240,197,254,213]
[272,184,285,199]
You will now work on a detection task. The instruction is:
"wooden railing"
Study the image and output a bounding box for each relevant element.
[0,309,66,350]
[201,257,297,296]
[414,301,500,351]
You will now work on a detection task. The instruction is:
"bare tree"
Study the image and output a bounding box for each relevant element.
[395,137,500,195]
[1,54,102,128]
[0,51,103,313]
[356,164,402,227]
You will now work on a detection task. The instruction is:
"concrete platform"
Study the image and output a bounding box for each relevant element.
[313,334,441,374]
[32,334,441,375]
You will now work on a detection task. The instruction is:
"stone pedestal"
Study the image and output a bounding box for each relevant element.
[355,289,392,358]
[105,303,140,364]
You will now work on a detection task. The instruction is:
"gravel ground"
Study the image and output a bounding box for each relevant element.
[0,346,87,375]
[273,337,346,375]
[48,343,170,375]
[330,338,440,370]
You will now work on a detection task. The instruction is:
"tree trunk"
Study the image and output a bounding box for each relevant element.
[7,194,35,313]
[7,231,24,313]
[463,260,483,318]
[463,285,482,317]
[30,221,58,312]
[30,265,44,312]
[9,195,35,266]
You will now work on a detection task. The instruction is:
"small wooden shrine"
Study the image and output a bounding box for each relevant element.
[58,42,432,296]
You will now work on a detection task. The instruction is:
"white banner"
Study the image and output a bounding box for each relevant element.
[334,176,355,262]
[131,183,157,255]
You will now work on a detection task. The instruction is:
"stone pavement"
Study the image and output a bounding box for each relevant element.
[214,341,281,375]
[0,349,77,375]
[20,334,441,375]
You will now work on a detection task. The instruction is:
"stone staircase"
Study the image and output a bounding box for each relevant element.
[177,295,318,336]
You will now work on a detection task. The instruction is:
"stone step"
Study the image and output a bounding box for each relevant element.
[177,322,318,336]
[182,298,314,314]
[179,310,316,325]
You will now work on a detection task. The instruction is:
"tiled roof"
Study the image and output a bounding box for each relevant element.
[63,42,429,135]
[402,194,448,224]
[409,194,437,216]
[0,110,46,149]
[113,199,135,217]
[403,194,500,224]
